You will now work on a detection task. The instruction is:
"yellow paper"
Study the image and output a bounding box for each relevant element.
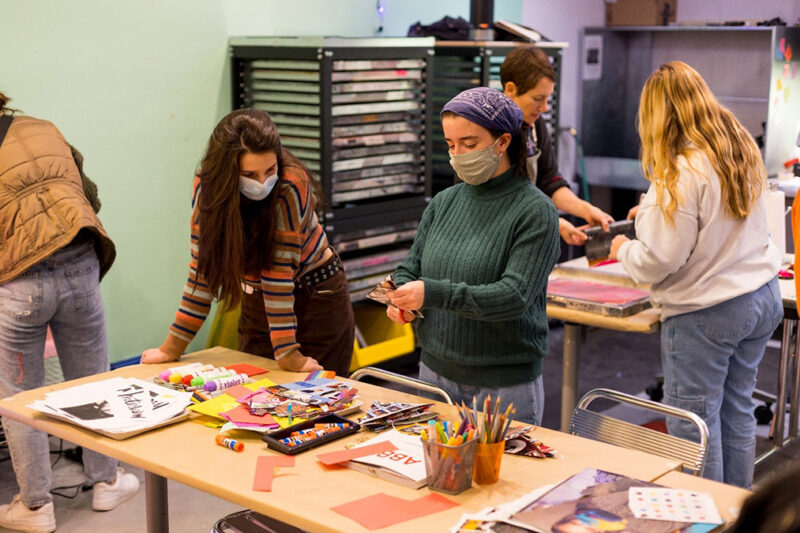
[777,77,783,91]
[189,377,276,419]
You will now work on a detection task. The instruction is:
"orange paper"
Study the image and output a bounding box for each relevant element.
[226,363,269,377]
[315,440,397,466]
[331,492,458,530]
[253,455,295,491]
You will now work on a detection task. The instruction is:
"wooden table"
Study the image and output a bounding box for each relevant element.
[547,258,661,430]
[0,347,682,533]
[653,471,752,528]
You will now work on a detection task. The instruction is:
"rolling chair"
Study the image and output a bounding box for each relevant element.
[569,388,710,476]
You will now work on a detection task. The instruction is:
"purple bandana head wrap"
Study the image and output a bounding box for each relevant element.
[441,87,523,135]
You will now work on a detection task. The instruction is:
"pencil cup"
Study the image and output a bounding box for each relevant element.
[473,441,504,485]
[422,438,477,495]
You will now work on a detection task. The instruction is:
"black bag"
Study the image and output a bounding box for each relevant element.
[407,15,470,40]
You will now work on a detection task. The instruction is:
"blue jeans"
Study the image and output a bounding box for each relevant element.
[419,361,545,425]
[660,277,782,488]
[0,241,118,508]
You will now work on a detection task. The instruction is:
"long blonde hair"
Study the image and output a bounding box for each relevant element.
[637,61,765,222]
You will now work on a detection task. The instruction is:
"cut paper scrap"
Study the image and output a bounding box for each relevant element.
[793,62,798,79]
[226,363,269,377]
[189,377,276,419]
[332,492,458,530]
[305,369,336,380]
[784,63,790,79]
[628,487,723,525]
[253,455,295,492]
[780,37,786,53]
[225,384,255,401]
[316,440,397,466]
[220,404,278,426]
[778,77,783,91]
[786,45,793,61]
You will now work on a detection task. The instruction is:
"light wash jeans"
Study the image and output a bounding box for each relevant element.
[0,241,117,508]
[660,277,782,489]
[419,361,545,425]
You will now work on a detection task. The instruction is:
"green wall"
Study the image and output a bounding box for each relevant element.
[1,0,520,362]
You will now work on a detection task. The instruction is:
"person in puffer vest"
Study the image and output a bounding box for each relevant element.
[0,90,139,533]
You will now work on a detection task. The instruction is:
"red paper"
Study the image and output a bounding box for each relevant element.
[253,455,295,491]
[226,363,269,377]
[331,492,458,530]
[221,404,277,426]
[316,440,396,466]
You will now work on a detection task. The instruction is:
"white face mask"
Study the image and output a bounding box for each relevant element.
[448,139,502,186]
[239,173,278,201]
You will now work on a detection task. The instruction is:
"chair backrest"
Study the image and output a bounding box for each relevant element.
[349,366,454,405]
[569,388,709,476]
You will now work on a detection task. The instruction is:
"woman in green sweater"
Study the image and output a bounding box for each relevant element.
[386,87,560,424]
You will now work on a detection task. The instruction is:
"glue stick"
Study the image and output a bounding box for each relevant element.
[215,434,244,452]
[189,367,236,387]
[203,374,248,392]
[158,362,203,382]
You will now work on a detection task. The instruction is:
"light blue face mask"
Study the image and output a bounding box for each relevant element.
[239,173,278,201]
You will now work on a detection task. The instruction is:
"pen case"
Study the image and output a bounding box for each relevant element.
[261,413,360,455]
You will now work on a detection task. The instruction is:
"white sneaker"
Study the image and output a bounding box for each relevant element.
[0,495,56,533]
[92,467,140,511]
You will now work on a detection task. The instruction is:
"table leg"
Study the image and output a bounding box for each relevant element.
[145,471,169,533]
[790,324,800,439]
[561,323,583,432]
[773,318,792,448]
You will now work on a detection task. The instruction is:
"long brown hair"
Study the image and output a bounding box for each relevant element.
[0,91,16,114]
[195,109,318,310]
[638,61,765,223]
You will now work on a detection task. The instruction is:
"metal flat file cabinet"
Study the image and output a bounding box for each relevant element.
[230,36,434,302]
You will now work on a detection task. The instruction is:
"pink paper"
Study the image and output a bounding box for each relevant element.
[220,404,277,426]
[548,278,649,305]
[253,455,295,491]
[331,492,458,530]
[316,440,397,466]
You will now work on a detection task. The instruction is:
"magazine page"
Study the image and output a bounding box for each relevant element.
[351,429,426,483]
[504,468,718,533]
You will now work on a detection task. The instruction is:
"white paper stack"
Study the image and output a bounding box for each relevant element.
[28,377,193,439]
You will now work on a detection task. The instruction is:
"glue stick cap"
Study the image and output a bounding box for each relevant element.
[203,381,220,392]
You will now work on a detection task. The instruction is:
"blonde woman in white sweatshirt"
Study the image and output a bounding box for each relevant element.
[610,61,781,489]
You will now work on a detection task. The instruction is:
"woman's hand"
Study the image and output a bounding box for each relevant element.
[386,280,424,311]
[278,350,322,372]
[627,204,640,220]
[140,348,181,364]
[609,235,630,261]
[386,305,416,324]
[559,218,588,245]
[583,203,614,232]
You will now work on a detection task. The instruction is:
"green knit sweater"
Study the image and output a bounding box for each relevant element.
[394,168,560,388]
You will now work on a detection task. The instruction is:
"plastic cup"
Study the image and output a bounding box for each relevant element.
[422,438,477,495]
[473,441,504,485]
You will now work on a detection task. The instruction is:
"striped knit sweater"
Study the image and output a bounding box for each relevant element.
[393,168,560,388]
[169,165,329,360]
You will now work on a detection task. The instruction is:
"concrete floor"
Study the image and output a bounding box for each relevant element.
[1,323,798,532]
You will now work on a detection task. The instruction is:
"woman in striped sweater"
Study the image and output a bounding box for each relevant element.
[142,110,354,374]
